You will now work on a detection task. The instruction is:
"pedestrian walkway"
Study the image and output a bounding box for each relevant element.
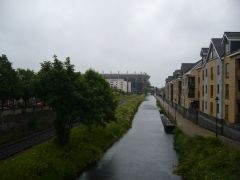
[156,96,240,148]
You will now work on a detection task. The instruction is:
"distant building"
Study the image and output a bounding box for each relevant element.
[102,73,150,93]
[106,79,131,92]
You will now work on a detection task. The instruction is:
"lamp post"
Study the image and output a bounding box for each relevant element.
[215,96,219,138]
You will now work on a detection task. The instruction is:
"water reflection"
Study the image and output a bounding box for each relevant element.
[79,95,180,180]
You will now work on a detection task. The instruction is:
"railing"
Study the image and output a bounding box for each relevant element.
[158,96,240,142]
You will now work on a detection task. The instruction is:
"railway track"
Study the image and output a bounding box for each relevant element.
[0,128,55,160]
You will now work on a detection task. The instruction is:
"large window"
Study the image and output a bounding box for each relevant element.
[205,85,207,93]
[225,63,229,78]
[225,84,229,99]
[217,84,220,94]
[205,69,208,77]
[217,65,220,75]
[217,103,219,114]
[210,85,213,98]
[202,101,204,111]
[202,85,204,96]
[211,67,214,80]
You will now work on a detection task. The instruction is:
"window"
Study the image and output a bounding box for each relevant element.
[205,69,208,77]
[202,85,204,96]
[205,102,207,109]
[217,103,219,114]
[211,85,213,98]
[202,71,204,80]
[211,67,213,80]
[210,102,213,115]
[225,43,230,54]
[202,101,204,111]
[225,84,229,99]
[217,65,220,75]
[225,105,229,121]
[210,51,213,59]
[225,63,229,78]
[198,77,200,83]
[217,84,220,94]
[205,85,207,93]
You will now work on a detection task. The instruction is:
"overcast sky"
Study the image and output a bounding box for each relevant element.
[0,0,240,87]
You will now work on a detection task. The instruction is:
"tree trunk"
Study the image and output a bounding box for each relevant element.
[54,111,70,145]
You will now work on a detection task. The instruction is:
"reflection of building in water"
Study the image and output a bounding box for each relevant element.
[102,73,151,93]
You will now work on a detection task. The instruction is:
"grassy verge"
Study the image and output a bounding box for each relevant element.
[174,129,240,180]
[0,95,145,180]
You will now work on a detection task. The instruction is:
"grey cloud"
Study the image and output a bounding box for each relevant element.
[0,0,239,87]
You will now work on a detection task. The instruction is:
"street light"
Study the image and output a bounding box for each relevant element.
[215,96,219,138]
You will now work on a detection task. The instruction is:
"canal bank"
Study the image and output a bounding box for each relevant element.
[79,95,180,180]
[0,95,144,180]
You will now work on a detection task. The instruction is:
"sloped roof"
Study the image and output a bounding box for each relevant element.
[211,38,225,57]
[224,32,240,41]
[184,60,202,75]
[193,59,203,69]
[173,69,181,78]
[181,63,196,74]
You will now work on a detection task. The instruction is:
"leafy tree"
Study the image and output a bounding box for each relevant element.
[0,54,18,110]
[35,56,83,145]
[81,69,117,127]
[16,68,36,109]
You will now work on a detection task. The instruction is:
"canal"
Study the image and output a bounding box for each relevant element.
[78,95,180,180]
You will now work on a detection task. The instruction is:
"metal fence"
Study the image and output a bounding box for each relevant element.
[162,98,240,142]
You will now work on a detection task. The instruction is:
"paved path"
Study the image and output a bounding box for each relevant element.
[157,96,240,148]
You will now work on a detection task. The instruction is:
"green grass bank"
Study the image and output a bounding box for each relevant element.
[0,95,145,180]
[157,97,240,179]
[174,129,240,180]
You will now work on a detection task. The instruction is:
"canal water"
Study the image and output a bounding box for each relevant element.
[78,95,180,180]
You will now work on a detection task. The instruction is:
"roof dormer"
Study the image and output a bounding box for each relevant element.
[222,32,240,55]
[200,48,209,62]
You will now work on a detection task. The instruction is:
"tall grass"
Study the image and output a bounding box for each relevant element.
[174,129,240,180]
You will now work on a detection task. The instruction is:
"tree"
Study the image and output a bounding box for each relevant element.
[81,69,117,127]
[16,68,36,109]
[35,56,84,145]
[0,54,18,110]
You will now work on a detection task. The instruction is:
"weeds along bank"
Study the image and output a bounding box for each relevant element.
[156,98,240,179]
[0,95,145,180]
[174,129,240,180]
